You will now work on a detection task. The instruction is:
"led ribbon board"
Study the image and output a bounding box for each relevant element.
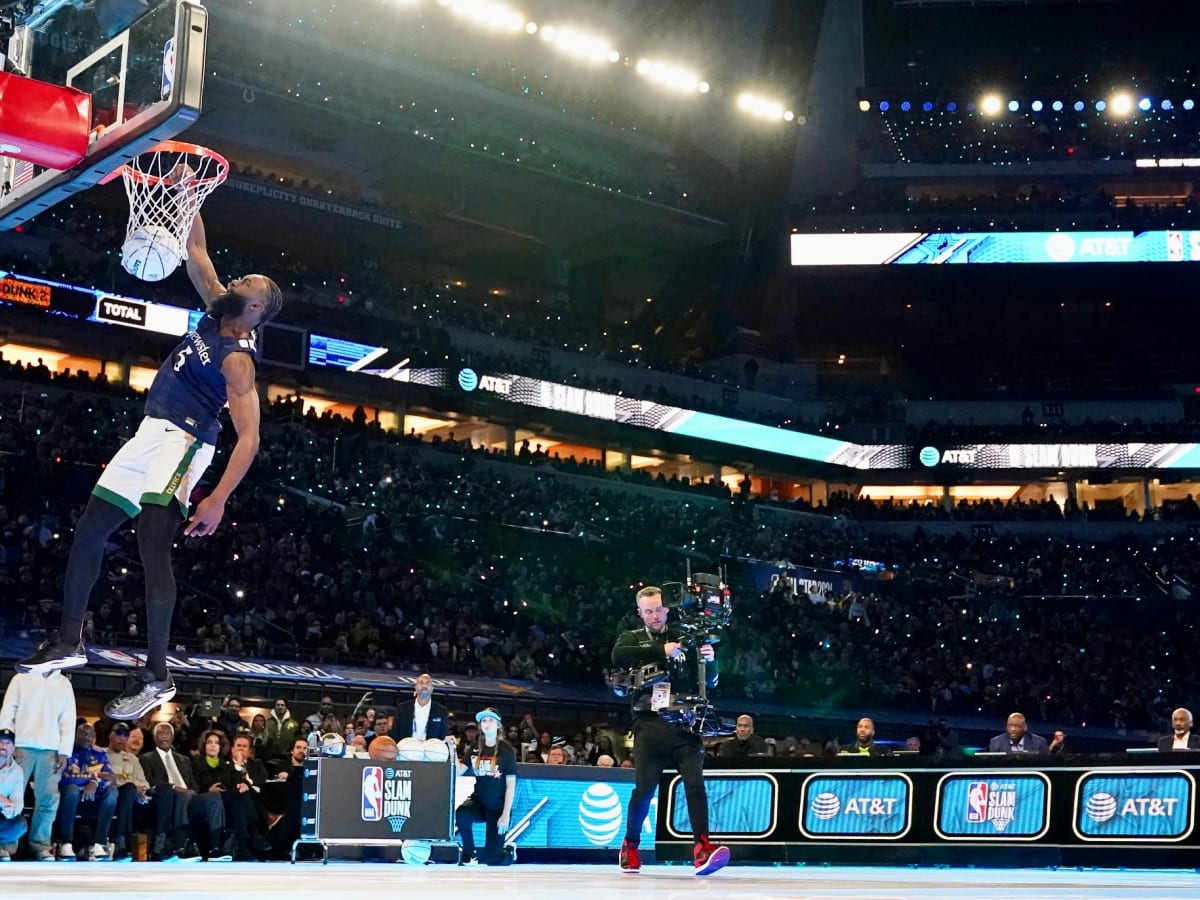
[790,231,1200,265]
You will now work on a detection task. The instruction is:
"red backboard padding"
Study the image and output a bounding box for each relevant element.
[0,73,92,170]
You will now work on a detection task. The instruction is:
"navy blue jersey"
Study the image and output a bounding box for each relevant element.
[144,313,259,444]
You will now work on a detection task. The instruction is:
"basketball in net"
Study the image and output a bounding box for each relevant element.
[119,140,228,282]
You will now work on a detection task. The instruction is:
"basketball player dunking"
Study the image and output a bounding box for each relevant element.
[16,212,282,719]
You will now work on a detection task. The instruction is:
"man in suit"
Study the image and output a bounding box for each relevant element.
[987,713,1049,754]
[139,722,199,860]
[227,734,272,859]
[1156,708,1200,751]
[388,673,449,742]
[839,717,895,756]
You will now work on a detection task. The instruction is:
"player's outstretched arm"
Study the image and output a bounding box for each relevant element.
[185,212,224,308]
[184,353,260,537]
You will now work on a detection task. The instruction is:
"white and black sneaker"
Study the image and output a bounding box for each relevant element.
[16,641,88,675]
[104,669,177,720]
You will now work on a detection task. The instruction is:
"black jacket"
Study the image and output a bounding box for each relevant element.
[719,734,769,758]
[139,747,199,792]
[1156,733,1200,751]
[611,624,718,715]
[192,756,235,794]
[388,699,449,741]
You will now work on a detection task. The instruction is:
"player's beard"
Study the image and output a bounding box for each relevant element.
[210,289,246,318]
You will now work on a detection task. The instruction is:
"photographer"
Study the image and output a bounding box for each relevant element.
[611,586,729,877]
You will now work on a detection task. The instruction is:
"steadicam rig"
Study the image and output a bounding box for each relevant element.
[608,562,734,737]
[606,662,668,699]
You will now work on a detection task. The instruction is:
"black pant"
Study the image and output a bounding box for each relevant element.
[624,714,709,845]
[224,789,268,857]
[113,783,141,850]
[455,799,509,864]
[147,786,190,854]
[187,793,225,854]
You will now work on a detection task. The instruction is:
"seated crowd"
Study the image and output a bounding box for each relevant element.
[2,373,1199,739]
[1,682,1195,863]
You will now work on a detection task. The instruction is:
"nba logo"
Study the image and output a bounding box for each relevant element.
[161,37,175,100]
[966,782,988,824]
[1167,231,1184,262]
[361,767,383,821]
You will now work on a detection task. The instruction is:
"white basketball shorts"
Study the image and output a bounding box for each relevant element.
[93,416,216,518]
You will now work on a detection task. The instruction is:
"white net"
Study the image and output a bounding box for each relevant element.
[120,141,228,260]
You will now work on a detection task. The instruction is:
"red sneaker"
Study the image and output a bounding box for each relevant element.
[693,837,729,876]
[619,839,641,874]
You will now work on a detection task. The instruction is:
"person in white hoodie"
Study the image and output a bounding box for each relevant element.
[0,671,76,860]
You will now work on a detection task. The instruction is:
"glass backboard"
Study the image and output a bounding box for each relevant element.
[0,0,208,229]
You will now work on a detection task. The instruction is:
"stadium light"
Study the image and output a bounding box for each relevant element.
[736,91,791,123]
[540,24,618,64]
[446,0,525,33]
[634,59,706,94]
[1031,100,1044,112]
[980,94,1003,116]
[1108,93,1133,116]
[1137,97,1152,112]
[1185,99,1196,111]
[1008,100,1020,112]
[1052,100,1063,112]
[858,99,871,112]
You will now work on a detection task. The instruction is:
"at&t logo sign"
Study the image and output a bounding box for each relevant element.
[578,783,622,845]
[458,368,479,391]
[808,792,899,817]
[1085,791,1117,823]
[810,791,840,820]
[458,367,512,395]
[801,775,912,839]
[1086,792,1179,822]
[1074,772,1195,842]
[919,446,978,466]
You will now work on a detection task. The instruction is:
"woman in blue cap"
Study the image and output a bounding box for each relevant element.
[455,708,516,865]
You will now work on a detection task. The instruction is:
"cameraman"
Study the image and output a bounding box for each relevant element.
[611,586,729,877]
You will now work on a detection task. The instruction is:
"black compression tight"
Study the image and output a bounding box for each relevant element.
[61,495,183,681]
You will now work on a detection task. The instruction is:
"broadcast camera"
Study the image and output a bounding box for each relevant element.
[661,567,733,647]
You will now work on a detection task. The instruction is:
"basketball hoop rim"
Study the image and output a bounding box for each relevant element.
[122,140,230,187]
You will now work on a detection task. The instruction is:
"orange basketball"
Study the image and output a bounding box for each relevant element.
[369,735,398,761]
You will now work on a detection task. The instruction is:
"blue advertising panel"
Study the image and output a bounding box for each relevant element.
[799,773,912,839]
[665,774,777,838]
[935,772,1050,840]
[1073,770,1195,842]
[470,768,642,850]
